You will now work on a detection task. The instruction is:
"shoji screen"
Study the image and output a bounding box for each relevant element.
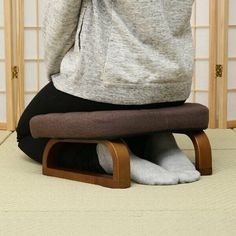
[220,0,236,128]
[0,0,6,128]
[188,0,216,127]
[18,0,47,116]
[188,0,210,106]
[2,0,233,130]
[0,0,15,130]
[227,0,236,127]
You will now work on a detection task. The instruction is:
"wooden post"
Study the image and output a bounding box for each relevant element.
[15,0,25,124]
[219,0,229,128]
[208,0,217,128]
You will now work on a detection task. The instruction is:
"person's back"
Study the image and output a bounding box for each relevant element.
[43,0,194,105]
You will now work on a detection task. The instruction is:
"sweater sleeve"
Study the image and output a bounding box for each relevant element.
[42,0,82,80]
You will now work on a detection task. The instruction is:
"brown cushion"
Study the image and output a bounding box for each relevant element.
[29,103,209,139]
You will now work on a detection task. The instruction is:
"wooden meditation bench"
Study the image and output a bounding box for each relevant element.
[29,103,212,188]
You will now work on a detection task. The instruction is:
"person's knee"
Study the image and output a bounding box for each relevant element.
[15,109,32,142]
[17,136,45,164]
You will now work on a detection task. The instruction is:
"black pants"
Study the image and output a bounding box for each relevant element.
[16,81,184,172]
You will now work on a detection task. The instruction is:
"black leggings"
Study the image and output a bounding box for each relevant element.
[16,81,184,172]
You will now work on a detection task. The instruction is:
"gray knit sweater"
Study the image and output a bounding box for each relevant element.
[43,0,194,105]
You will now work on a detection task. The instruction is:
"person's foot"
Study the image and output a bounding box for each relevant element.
[144,132,200,184]
[96,143,179,185]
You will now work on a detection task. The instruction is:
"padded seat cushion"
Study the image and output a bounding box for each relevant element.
[29,103,209,139]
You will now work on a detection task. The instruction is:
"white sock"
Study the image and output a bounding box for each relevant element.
[145,132,200,184]
[96,143,179,185]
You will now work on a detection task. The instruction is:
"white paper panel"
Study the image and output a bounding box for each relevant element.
[195,92,208,107]
[192,0,210,107]
[0,0,4,27]
[24,0,37,26]
[39,61,47,89]
[24,93,36,108]
[0,93,6,122]
[186,93,194,103]
[24,30,37,59]
[196,0,209,25]
[0,0,5,124]
[0,29,5,59]
[227,92,236,120]
[195,60,209,90]
[38,30,44,59]
[228,61,236,88]
[227,0,236,124]
[38,0,46,27]
[0,61,5,90]
[229,0,236,25]
[228,28,236,57]
[195,28,209,58]
[24,62,37,91]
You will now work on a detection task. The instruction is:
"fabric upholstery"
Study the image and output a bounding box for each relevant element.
[29,103,209,139]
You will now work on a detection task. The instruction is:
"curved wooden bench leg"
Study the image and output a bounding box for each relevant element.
[184,131,212,175]
[102,140,131,188]
[42,139,131,188]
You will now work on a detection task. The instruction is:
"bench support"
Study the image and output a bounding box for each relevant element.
[184,131,212,175]
[42,139,131,188]
[42,130,212,188]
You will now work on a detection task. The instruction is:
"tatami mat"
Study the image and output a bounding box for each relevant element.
[0,130,236,235]
[174,129,236,150]
[0,130,12,145]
